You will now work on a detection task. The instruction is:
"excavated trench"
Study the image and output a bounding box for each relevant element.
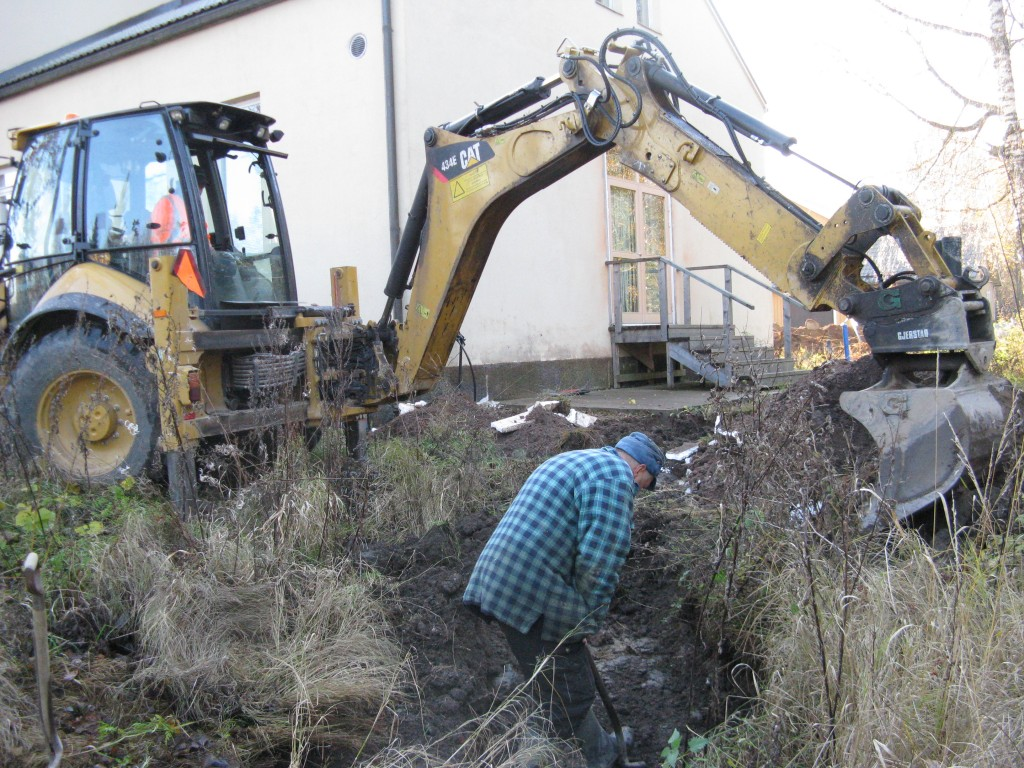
[357,362,888,766]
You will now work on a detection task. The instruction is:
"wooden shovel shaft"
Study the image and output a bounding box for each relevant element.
[584,641,646,768]
[23,552,64,768]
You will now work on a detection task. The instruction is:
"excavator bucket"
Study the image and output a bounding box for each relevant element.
[840,365,1014,525]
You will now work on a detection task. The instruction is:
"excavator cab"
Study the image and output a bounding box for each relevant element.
[0,103,327,492]
[1,102,297,331]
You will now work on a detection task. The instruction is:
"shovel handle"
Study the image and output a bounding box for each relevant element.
[24,552,44,597]
[584,641,646,768]
[22,552,64,768]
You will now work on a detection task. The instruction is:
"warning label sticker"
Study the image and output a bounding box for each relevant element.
[430,140,495,180]
[427,139,495,202]
[450,164,490,202]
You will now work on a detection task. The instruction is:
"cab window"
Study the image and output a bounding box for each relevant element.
[190,145,289,304]
[2,125,75,324]
[84,113,186,278]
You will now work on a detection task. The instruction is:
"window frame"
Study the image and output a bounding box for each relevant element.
[596,0,624,15]
[637,0,659,31]
[1,124,78,325]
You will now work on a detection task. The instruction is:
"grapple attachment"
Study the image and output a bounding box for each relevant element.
[840,364,1013,525]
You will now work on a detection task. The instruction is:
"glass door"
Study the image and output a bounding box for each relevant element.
[607,150,669,324]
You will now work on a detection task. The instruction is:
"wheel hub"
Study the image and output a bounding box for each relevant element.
[39,370,136,475]
[78,400,117,442]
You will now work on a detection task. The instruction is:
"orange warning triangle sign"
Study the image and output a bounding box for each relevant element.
[173,249,205,297]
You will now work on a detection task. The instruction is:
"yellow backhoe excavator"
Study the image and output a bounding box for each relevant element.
[1,29,1012,521]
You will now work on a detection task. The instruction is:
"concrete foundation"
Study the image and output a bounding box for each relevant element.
[443,356,612,401]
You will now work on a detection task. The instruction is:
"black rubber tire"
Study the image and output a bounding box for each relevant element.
[10,326,160,485]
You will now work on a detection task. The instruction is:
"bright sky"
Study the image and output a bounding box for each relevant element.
[1,0,1004,224]
[713,0,1004,217]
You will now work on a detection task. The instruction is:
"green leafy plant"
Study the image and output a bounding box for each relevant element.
[661,728,711,767]
[688,735,710,753]
[660,728,682,767]
[1,475,162,592]
[14,502,55,533]
[98,713,187,750]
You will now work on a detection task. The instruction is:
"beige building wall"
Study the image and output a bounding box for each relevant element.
[0,0,779,370]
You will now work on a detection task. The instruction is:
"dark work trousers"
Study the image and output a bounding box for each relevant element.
[499,618,595,741]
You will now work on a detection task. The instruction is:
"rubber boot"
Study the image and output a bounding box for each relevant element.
[575,709,618,768]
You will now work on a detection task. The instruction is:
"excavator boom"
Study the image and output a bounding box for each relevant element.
[376,29,1012,521]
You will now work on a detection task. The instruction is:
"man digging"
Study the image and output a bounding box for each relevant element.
[464,432,664,767]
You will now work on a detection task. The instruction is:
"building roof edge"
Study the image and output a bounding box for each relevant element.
[0,0,287,102]
[703,0,768,112]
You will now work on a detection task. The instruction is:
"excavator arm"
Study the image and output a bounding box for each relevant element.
[372,29,1012,521]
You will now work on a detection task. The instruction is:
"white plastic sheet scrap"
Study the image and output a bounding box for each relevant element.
[490,400,598,434]
[565,408,597,428]
[490,410,534,434]
[713,414,743,446]
[666,444,699,463]
[790,500,823,525]
[398,400,428,415]
[490,401,558,434]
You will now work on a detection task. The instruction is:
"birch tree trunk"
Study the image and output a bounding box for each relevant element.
[989,0,1024,311]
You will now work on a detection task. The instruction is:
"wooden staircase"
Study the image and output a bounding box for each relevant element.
[611,323,806,389]
[607,259,810,391]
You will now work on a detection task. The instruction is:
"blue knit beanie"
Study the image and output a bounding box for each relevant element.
[615,432,665,489]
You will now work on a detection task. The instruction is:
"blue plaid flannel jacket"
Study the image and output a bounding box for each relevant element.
[463,446,637,642]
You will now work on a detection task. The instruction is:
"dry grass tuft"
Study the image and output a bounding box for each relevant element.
[95,483,405,759]
[677,387,1024,767]
[360,393,530,537]
[707,527,1024,767]
[0,644,39,765]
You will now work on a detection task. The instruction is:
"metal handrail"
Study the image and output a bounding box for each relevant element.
[606,256,801,384]
[605,257,755,310]
[686,263,804,306]
[683,262,801,359]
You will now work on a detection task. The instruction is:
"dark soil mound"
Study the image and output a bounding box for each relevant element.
[771,356,882,459]
[377,389,712,461]
[779,356,883,406]
[671,358,883,503]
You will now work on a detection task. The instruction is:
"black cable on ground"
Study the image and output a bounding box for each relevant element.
[455,333,478,402]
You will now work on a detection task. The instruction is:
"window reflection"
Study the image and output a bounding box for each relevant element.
[86,114,184,258]
[4,126,75,323]
[191,145,287,304]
